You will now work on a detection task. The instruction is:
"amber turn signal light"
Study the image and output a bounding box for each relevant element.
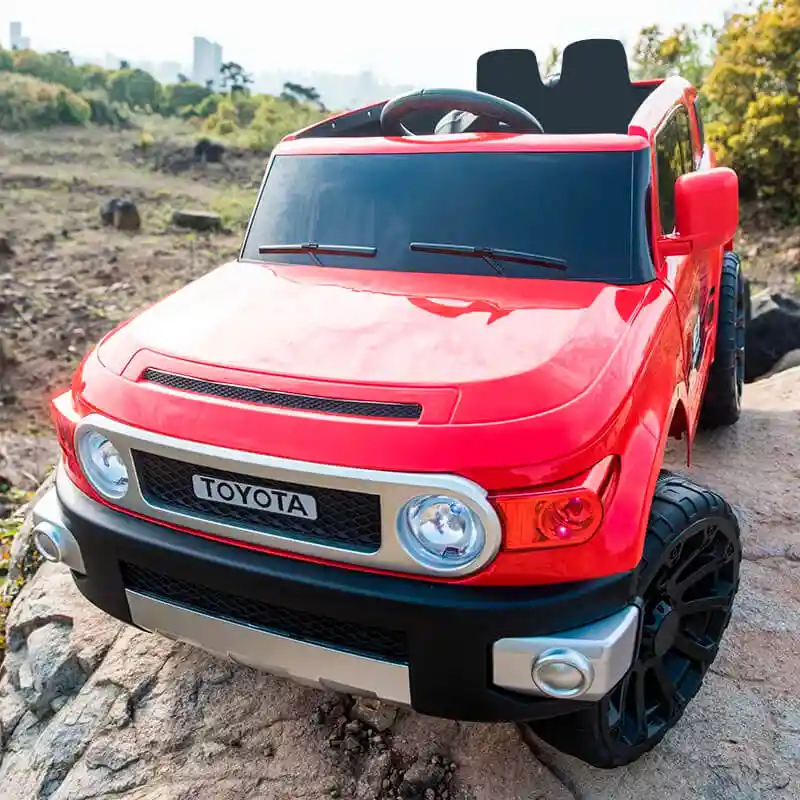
[492,456,618,551]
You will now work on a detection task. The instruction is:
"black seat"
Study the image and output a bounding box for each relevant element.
[553,39,649,134]
[476,39,655,135]
[476,49,560,133]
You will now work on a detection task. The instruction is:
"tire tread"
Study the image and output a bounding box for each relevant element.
[524,471,740,768]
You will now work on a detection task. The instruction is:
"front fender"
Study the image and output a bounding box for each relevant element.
[462,298,688,586]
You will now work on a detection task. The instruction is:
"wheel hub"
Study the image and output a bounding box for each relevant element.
[653,606,680,657]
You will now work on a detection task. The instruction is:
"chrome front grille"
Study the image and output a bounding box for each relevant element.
[133,449,382,553]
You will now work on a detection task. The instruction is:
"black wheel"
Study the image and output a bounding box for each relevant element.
[699,251,746,428]
[524,471,741,768]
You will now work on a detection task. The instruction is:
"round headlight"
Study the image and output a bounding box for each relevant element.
[77,430,129,499]
[398,494,485,570]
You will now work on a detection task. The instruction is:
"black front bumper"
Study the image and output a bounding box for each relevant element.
[53,473,635,722]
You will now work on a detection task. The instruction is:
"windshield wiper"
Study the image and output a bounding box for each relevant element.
[409,242,567,276]
[258,242,377,266]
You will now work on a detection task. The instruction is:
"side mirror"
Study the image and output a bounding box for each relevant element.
[658,167,739,257]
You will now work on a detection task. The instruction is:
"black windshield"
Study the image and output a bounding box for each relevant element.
[241,150,654,283]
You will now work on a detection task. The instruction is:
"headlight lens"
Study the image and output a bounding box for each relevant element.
[76,430,129,499]
[398,494,485,570]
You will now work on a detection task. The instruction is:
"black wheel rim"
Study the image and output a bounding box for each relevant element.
[605,520,739,748]
[734,272,746,400]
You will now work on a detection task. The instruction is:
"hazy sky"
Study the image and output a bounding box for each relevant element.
[2,0,747,85]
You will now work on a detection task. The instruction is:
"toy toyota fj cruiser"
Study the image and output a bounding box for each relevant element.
[33,39,745,768]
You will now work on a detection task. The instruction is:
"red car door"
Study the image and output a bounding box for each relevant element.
[652,104,709,431]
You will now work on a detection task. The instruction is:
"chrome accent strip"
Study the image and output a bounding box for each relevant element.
[74,414,502,578]
[126,589,412,704]
[31,483,87,573]
[492,605,640,701]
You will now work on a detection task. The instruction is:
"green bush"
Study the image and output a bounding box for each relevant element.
[201,93,327,151]
[193,93,222,118]
[703,0,800,214]
[80,89,131,127]
[0,72,91,131]
[107,67,163,111]
[162,81,212,116]
[9,49,85,91]
[0,47,13,72]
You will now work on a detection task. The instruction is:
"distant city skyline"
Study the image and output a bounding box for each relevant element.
[8,21,30,51]
[1,0,747,90]
[192,36,223,90]
[2,19,417,109]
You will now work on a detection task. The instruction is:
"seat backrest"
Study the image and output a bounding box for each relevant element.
[476,39,654,135]
[553,39,647,134]
[476,49,561,133]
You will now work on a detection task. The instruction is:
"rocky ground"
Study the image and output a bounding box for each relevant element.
[0,367,797,799]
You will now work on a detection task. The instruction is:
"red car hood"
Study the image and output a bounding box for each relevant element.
[99,260,650,424]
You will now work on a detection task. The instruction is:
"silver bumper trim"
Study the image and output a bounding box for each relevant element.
[31,484,86,574]
[491,604,640,701]
[74,413,503,578]
[126,589,412,705]
[33,470,638,708]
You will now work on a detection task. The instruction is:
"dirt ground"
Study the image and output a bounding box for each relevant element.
[0,126,267,510]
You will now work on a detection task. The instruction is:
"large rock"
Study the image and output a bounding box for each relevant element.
[100,198,141,232]
[1,370,799,798]
[171,209,222,232]
[745,291,800,382]
[193,138,225,164]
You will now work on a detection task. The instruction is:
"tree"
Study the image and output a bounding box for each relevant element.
[108,67,163,111]
[702,0,800,214]
[163,81,212,115]
[280,81,326,111]
[78,64,109,91]
[177,73,189,83]
[219,61,252,93]
[119,60,130,69]
[0,48,14,71]
[542,45,561,79]
[629,23,714,87]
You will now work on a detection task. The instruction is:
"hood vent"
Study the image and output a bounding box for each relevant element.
[140,368,423,420]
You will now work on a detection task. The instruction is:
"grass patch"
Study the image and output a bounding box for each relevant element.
[212,190,256,231]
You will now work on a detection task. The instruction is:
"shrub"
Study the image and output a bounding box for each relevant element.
[10,49,85,92]
[0,72,91,131]
[80,89,131,127]
[162,81,212,116]
[0,47,13,72]
[193,93,222,119]
[703,0,800,214]
[107,67,163,111]
[202,92,327,151]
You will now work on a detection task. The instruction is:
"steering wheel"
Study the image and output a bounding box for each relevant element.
[380,88,544,137]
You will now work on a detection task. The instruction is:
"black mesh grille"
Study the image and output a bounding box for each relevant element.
[133,451,382,553]
[123,563,409,662]
[141,369,422,420]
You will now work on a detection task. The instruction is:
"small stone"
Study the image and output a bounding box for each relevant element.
[329,789,340,799]
[343,735,362,752]
[401,756,446,795]
[50,696,69,713]
[345,719,362,735]
[311,709,325,724]
[351,698,398,733]
[425,790,436,800]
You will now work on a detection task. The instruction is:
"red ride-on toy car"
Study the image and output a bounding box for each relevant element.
[33,39,745,768]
